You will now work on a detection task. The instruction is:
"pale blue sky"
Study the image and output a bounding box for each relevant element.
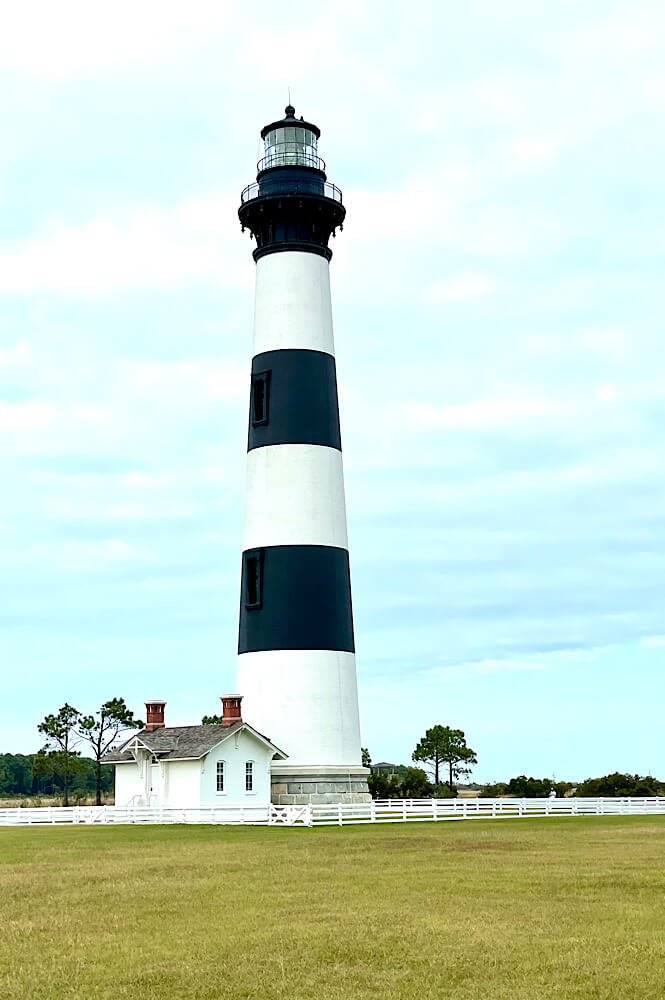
[1,1,664,781]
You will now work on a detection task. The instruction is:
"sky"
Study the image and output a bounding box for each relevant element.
[1,0,664,782]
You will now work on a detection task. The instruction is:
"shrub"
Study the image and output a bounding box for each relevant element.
[575,773,665,797]
[479,782,508,798]
[432,783,457,798]
[368,772,402,799]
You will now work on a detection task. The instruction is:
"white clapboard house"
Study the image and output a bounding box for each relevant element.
[104,696,286,808]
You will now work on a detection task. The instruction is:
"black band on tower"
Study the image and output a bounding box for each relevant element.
[248,349,341,452]
[238,545,355,653]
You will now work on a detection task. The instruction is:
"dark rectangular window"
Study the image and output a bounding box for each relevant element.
[251,371,270,426]
[243,549,263,609]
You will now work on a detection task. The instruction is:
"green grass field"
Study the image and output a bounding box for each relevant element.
[2,816,664,999]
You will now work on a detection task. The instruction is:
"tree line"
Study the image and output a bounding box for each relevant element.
[364,723,664,799]
[480,773,665,797]
[0,752,114,800]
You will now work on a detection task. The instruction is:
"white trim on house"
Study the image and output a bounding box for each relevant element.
[121,735,160,757]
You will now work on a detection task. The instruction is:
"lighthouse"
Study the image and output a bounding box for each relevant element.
[236,105,369,804]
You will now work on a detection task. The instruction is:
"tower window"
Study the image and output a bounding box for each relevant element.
[243,549,263,609]
[216,761,225,793]
[245,761,254,792]
[251,371,270,426]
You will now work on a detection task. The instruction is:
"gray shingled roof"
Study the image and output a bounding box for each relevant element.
[102,722,286,763]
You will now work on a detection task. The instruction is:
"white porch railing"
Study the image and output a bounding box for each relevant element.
[1,798,664,828]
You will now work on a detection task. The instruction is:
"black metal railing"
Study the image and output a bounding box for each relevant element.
[257,147,326,173]
[240,180,343,205]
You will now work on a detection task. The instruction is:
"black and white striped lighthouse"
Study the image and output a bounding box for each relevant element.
[236,106,369,804]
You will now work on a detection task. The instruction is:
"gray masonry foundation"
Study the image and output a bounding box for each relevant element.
[270,764,371,805]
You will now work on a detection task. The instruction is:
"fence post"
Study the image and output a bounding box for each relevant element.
[338,803,343,826]
[492,800,496,818]
[371,800,376,824]
[402,800,407,823]
[462,800,468,820]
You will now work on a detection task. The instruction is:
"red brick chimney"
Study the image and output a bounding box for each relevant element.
[145,700,166,732]
[220,695,243,726]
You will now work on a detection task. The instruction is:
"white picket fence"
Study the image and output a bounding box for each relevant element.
[1,797,664,828]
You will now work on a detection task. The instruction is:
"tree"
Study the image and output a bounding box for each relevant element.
[400,767,434,798]
[36,704,83,806]
[368,771,402,799]
[412,725,477,791]
[506,775,552,797]
[361,747,372,768]
[77,698,143,805]
[503,775,575,798]
[202,714,224,725]
[33,748,87,802]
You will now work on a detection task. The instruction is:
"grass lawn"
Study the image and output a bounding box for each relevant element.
[1,816,664,999]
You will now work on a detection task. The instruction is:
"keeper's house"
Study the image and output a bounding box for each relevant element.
[104,696,286,808]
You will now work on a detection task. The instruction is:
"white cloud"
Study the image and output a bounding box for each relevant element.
[640,636,665,649]
[405,395,570,430]
[0,196,249,296]
[361,646,610,695]
[0,1,234,77]
[573,2,665,60]
[27,538,141,571]
[424,656,553,682]
[119,358,246,400]
[502,132,568,169]
[0,342,31,367]
[423,273,505,302]
[0,400,59,431]
[0,401,105,433]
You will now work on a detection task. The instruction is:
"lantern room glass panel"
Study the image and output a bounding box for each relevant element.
[263,127,319,169]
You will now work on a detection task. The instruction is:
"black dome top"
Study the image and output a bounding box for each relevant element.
[260,105,321,140]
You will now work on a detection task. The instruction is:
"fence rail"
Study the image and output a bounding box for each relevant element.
[1,798,665,829]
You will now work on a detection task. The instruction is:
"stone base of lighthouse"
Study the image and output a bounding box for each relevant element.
[270,764,371,805]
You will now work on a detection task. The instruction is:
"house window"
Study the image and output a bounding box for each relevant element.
[216,761,225,793]
[245,761,254,792]
[250,371,270,426]
[243,549,263,609]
